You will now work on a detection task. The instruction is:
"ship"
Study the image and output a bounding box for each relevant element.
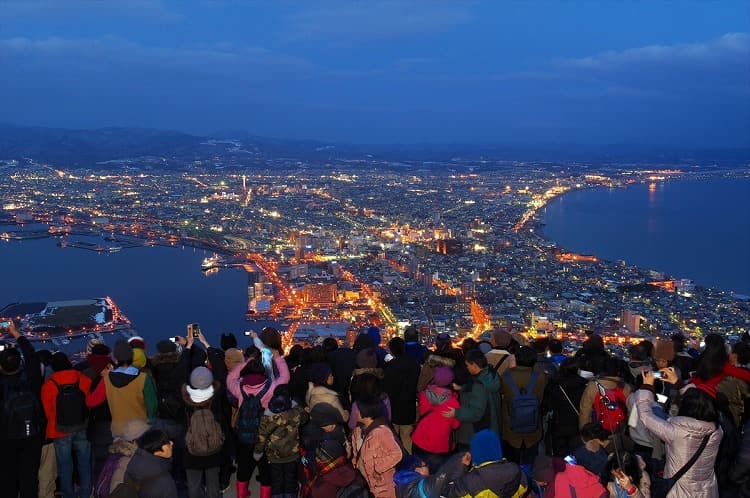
[201,254,223,271]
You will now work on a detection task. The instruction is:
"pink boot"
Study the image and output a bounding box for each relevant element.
[235,481,250,498]
[260,485,272,498]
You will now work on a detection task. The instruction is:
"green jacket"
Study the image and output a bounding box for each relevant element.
[455,368,501,445]
[255,405,308,463]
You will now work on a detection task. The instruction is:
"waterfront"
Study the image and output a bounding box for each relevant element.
[1,234,253,349]
[542,177,750,295]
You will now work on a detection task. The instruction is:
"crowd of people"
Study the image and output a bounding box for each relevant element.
[1,320,750,498]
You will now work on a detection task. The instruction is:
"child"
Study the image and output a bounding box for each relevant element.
[126,429,178,498]
[352,396,404,498]
[255,384,308,498]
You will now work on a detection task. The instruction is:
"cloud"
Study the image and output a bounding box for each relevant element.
[282,1,472,44]
[0,0,182,22]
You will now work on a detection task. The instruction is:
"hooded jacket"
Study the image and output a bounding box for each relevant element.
[352,419,403,498]
[150,351,188,421]
[546,462,608,498]
[104,367,158,437]
[226,354,290,410]
[412,386,461,454]
[255,403,308,463]
[447,460,526,498]
[125,448,177,498]
[633,389,722,498]
[41,368,93,439]
[417,354,456,392]
[307,384,349,422]
[455,367,501,445]
[310,460,361,498]
[395,452,469,498]
[501,365,548,448]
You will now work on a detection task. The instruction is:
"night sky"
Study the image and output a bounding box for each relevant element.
[2,0,749,146]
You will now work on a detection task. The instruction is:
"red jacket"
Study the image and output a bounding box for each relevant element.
[412,386,460,454]
[545,463,607,498]
[41,370,93,439]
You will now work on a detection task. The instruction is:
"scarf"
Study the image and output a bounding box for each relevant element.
[186,384,215,404]
[301,456,347,498]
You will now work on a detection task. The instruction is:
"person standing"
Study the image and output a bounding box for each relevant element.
[383,337,420,453]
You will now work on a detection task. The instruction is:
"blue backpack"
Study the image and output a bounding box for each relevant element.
[234,381,271,446]
[504,371,540,434]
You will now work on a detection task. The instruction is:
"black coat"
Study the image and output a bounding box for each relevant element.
[126,448,178,498]
[729,418,750,498]
[383,355,420,425]
[544,374,587,439]
[327,348,357,409]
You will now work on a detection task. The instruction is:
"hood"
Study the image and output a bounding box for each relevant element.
[424,354,455,368]
[352,367,383,379]
[109,438,138,457]
[181,381,219,408]
[669,416,718,437]
[150,352,181,367]
[108,370,140,388]
[564,463,604,488]
[48,369,85,386]
[127,448,172,481]
[476,368,501,393]
[393,470,422,488]
[425,386,453,406]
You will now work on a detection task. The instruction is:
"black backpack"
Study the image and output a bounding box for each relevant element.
[50,378,89,433]
[1,373,43,440]
[234,381,270,446]
[152,363,184,420]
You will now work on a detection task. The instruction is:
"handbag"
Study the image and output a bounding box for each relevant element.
[651,433,710,498]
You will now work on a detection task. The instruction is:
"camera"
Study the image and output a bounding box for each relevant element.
[191,323,200,338]
[170,336,178,343]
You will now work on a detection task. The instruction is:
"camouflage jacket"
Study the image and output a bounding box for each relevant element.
[255,405,308,463]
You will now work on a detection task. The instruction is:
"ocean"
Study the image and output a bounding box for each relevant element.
[542,177,750,295]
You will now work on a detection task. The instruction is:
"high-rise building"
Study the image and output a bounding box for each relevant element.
[621,310,642,334]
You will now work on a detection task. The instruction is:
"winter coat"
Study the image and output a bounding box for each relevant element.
[626,392,665,460]
[455,368,501,446]
[417,354,456,392]
[715,375,749,429]
[255,404,308,463]
[605,455,650,498]
[485,348,516,376]
[41,369,93,439]
[327,347,357,409]
[546,462,608,498]
[579,376,631,429]
[125,448,177,498]
[181,381,228,470]
[352,419,403,498]
[395,452,469,498]
[412,386,460,454]
[729,418,750,498]
[150,351,188,421]
[383,355,420,425]
[501,366,548,449]
[307,384,349,421]
[226,354,290,410]
[310,460,360,498]
[447,460,526,498]
[544,374,587,439]
[404,341,429,365]
[633,389,722,498]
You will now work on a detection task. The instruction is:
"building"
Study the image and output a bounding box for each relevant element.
[303,283,338,305]
[621,310,642,334]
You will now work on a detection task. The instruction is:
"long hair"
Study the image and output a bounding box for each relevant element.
[695,334,728,380]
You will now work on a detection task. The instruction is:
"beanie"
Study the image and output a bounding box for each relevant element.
[310,402,344,426]
[156,339,177,354]
[132,348,147,369]
[470,429,502,466]
[308,362,333,386]
[221,333,238,351]
[86,352,111,375]
[224,348,245,372]
[113,340,133,364]
[356,348,378,369]
[128,336,146,350]
[190,366,214,389]
[432,366,454,387]
[91,343,111,356]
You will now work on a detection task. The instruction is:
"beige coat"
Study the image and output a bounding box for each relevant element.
[306,383,349,421]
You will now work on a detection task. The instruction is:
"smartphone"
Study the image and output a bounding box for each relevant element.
[656,393,668,404]
[652,371,663,379]
[244,330,252,336]
[0,321,11,328]
[191,323,200,338]
[564,455,576,465]
[170,337,178,343]
[0,344,5,351]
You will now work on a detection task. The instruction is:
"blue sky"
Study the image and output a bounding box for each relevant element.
[1,0,749,146]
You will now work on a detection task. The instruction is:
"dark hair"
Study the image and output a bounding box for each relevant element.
[515,346,537,367]
[580,422,609,442]
[244,345,261,361]
[322,337,338,353]
[404,326,418,342]
[36,349,53,366]
[260,327,282,352]
[240,358,265,377]
[273,383,291,399]
[640,340,654,358]
[696,334,728,381]
[678,387,718,423]
[549,339,563,355]
[138,429,171,454]
[531,337,549,354]
[309,345,326,364]
[0,348,22,374]
[358,395,386,419]
[732,341,750,365]
[50,351,73,372]
[350,372,383,402]
[388,337,405,357]
[461,338,477,354]
[286,344,303,366]
[602,452,642,488]
[629,343,651,362]
[353,333,375,353]
[602,357,624,378]
[464,349,487,369]
[671,333,687,353]
[558,357,579,378]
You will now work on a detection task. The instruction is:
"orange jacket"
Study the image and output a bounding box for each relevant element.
[41,370,93,439]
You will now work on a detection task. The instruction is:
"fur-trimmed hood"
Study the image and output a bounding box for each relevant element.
[181,381,220,408]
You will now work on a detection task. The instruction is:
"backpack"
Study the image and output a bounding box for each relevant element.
[152,363,184,420]
[185,407,225,456]
[1,373,43,440]
[592,381,627,433]
[50,377,89,433]
[234,381,270,446]
[504,371,540,434]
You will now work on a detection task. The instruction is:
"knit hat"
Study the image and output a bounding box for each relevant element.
[532,455,556,484]
[156,339,177,354]
[367,326,382,346]
[308,362,333,386]
[356,348,378,369]
[113,340,133,364]
[86,338,106,355]
[120,419,151,441]
[132,348,147,369]
[316,439,345,463]
[50,352,72,372]
[470,429,502,466]
[221,333,238,351]
[128,336,146,350]
[310,402,344,427]
[432,366,454,387]
[91,343,111,356]
[86,352,111,375]
[491,329,512,348]
[269,392,292,414]
[190,366,214,389]
[224,348,245,371]
[654,339,675,362]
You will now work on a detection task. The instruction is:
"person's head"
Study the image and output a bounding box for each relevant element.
[549,339,563,355]
[351,372,382,400]
[269,384,292,414]
[580,422,609,448]
[654,339,675,369]
[404,326,418,342]
[604,452,642,488]
[696,334,728,380]
[0,347,23,375]
[678,387,718,423]
[321,337,338,354]
[490,328,512,349]
[310,402,344,431]
[353,333,375,352]
[461,338,477,354]
[585,335,605,352]
[432,366,455,387]
[37,349,53,367]
[113,340,134,367]
[398,455,429,477]
[558,357,580,378]
[388,337,405,357]
[533,455,556,487]
[367,326,382,346]
[731,341,750,366]
[220,333,238,351]
[435,333,452,352]
[138,429,173,459]
[355,348,378,369]
[531,337,549,354]
[244,345,261,362]
[259,327,282,352]
[464,349,487,375]
[308,362,334,387]
[50,351,72,372]
[357,396,385,425]
[515,346,537,367]
[315,439,346,465]
[671,333,687,353]
[470,429,502,466]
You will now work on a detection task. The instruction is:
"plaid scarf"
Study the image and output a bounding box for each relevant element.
[300,456,347,498]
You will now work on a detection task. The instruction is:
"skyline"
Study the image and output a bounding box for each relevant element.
[1,1,749,147]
